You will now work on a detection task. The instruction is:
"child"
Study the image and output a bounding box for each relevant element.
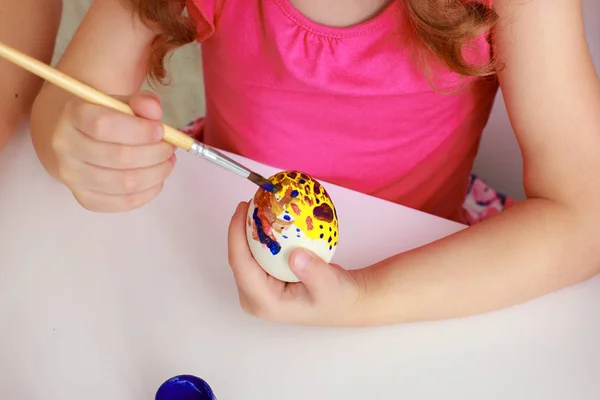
[31,0,600,326]
[0,0,62,151]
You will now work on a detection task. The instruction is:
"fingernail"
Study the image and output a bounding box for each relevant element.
[155,125,164,140]
[292,249,312,272]
[170,153,177,165]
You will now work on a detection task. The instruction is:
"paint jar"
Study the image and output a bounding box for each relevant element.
[155,375,216,400]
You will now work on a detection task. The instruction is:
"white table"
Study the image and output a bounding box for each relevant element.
[1,121,599,400]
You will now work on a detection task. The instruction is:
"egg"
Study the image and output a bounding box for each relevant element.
[245,170,339,282]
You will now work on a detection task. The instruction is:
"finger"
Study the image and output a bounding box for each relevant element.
[288,248,345,300]
[124,91,163,121]
[67,97,164,146]
[227,201,274,299]
[72,183,164,213]
[65,156,176,195]
[72,132,175,170]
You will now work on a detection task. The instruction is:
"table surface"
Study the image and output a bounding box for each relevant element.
[1,122,599,400]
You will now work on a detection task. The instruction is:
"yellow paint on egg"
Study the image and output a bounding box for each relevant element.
[250,171,339,251]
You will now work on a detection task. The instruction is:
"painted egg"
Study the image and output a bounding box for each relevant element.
[245,170,339,282]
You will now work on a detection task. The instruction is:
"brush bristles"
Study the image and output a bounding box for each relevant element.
[248,172,278,193]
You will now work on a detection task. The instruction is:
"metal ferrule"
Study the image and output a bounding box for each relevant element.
[189,141,250,178]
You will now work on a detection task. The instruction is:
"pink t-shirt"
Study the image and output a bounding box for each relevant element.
[186,0,498,223]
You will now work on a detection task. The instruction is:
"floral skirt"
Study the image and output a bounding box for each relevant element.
[181,118,518,226]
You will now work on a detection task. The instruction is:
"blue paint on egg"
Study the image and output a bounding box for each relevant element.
[253,208,281,255]
[283,215,291,221]
[155,375,215,400]
[291,190,299,198]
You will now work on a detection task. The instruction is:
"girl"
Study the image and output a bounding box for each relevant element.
[31,0,600,326]
[0,0,62,151]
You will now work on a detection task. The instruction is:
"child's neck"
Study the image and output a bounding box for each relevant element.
[288,0,393,27]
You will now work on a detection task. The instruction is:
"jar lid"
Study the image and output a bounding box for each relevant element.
[155,375,216,400]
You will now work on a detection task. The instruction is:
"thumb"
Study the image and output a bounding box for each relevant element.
[289,248,342,296]
[115,90,163,121]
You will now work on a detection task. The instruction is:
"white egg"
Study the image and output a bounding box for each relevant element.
[245,170,339,282]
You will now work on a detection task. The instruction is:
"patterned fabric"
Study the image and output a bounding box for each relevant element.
[181,118,518,226]
[462,174,518,225]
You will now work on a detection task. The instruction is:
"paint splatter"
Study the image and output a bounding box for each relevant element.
[306,216,313,231]
[313,203,334,223]
[313,181,322,195]
[291,203,301,215]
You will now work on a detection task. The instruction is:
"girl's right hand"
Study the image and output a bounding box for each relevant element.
[52,91,177,212]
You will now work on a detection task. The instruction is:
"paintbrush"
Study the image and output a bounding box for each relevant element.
[0,41,277,193]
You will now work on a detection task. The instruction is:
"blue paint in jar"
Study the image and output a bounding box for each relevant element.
[155,375,216,400]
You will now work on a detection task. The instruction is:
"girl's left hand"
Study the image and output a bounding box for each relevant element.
[227,201,368,326]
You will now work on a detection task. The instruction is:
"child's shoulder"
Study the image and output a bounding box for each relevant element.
[185,0,227,41]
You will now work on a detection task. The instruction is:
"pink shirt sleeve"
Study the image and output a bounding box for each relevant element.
[186,0,218,41]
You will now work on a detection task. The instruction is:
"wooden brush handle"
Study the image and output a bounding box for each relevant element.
[0,41,195,151]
